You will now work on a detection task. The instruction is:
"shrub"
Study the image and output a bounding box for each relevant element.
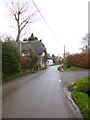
[20,55,38,71]
[20,56,31,70]
[2,41,20,75]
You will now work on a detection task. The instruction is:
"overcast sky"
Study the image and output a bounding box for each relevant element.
[0,0,88,56]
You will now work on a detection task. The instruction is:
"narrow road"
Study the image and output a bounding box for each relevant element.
[2,66,87,118]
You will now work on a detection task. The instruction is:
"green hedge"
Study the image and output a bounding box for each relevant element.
[2,41,20,75]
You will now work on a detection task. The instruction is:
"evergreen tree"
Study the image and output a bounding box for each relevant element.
[28,33,35,41]
[28,33,38,41]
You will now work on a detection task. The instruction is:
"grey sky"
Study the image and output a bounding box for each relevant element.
[0,0,88,56]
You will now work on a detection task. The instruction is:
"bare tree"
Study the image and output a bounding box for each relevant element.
[83,33,90,49]
[5,0,38,42]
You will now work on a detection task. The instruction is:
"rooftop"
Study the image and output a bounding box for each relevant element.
[21,40,46,55]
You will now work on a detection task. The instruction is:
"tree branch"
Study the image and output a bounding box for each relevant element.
[20,10,37,27]
[20,2,29,14]
[20,21,32,32]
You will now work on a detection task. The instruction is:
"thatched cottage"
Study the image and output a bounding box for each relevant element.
[21,40,47,70]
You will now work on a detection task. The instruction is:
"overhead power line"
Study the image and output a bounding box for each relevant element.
[32,0,62,46]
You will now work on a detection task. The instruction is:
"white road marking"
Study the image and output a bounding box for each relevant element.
[59,79,61,83]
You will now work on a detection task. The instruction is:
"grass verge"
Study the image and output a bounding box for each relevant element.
[2,70,37,83]
[58,66,84,72]
[74,77,89,92]
[72,90,89,119]
[58,66,85,71]
[64,67,84,71]
[68,77,90,119]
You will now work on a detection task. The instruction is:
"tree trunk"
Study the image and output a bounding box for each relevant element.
[16,12,20,42]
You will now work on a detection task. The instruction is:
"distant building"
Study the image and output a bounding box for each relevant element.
[47,59,54,66]
[46,54,54,66]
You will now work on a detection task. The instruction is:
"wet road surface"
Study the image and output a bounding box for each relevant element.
[2,66,88,118]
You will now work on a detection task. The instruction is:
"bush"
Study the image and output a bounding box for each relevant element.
[2,41,20,75]
[65,53,89,69]
[20,55,38,71]
[20,56,31,70]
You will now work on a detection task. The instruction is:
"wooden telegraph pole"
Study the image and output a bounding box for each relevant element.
[64,45,65,59]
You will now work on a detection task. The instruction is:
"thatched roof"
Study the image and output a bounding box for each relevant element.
[21,41,46,55]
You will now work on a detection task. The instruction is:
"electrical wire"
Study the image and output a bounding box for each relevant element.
[32,0,62,47]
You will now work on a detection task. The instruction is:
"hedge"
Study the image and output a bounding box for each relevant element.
[66,53,89,69]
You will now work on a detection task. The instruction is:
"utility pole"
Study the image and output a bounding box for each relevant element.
[63,45,66,68]
[64,45,65,59]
